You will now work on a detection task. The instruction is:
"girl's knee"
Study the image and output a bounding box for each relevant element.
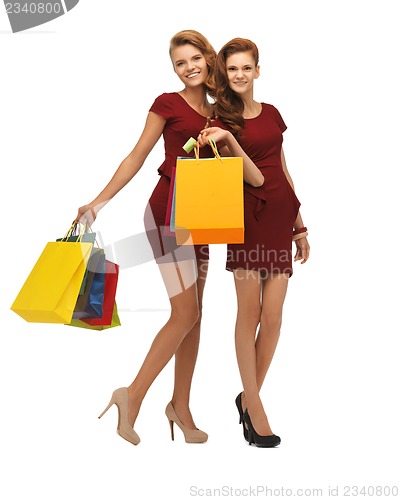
[170,306,200,331]
[237,305,261,330]
[260,312,282,332]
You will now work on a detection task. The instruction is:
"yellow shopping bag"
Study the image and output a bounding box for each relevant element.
[11,226,93,323]
[175,139,244,245]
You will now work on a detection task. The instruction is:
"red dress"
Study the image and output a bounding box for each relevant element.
[144,93,212,263]
[218,103,301,276]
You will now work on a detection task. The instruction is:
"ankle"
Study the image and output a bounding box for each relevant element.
[127,386,143,406]
[170,398,190,410]
[170,400,192,422]
[168,400,196,429]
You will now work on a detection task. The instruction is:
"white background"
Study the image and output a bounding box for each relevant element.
[1,1,399,499]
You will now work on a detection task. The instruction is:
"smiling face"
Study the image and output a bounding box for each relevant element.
[226,51,260,96]
[171,44,208,88]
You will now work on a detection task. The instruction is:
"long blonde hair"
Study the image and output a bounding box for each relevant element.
[169,30,217,98]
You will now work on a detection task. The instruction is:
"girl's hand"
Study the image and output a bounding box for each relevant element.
[75,204,97,225]
[294,237,310,264]
[203,116,214,129]
[197,126,230,147]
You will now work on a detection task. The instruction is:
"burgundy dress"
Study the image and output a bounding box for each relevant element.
[218,103,301,277]
[144,92,212,264]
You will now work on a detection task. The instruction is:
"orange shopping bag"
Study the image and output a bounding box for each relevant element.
[174,139,244,245]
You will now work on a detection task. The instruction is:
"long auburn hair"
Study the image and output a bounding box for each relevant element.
[169,30,217,98]
[213,38,259,136]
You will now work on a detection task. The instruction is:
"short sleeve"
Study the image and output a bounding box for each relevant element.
[149,93,175,120]
[272,105,287,133]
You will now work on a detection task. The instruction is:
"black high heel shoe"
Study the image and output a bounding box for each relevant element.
[243,409,281,448]
[235,392,248,442]
[235,392,244,423]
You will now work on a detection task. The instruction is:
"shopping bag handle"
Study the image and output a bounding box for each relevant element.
[193,137,222,163]
[60,222,80,241]
[82,222,101,248]
[208,138,222,161]
[60,222,92,243]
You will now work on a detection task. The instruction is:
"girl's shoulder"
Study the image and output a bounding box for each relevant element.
[149,92,180,119]
[261,102,281,114]
[152,92,179,105]
[260,103,287,132]
[157,91,179,99]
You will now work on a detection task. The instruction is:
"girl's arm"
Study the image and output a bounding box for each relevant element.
[76,112,165,223]
[198,127,264,188]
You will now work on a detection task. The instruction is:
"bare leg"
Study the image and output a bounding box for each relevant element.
[171,259,208,429]
[256,273,289,389]
[239,273,289,435]
[233,270,272,435]
[126,259,200,427]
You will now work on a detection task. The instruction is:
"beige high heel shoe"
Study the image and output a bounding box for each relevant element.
[98,387,140,445]
[165,402,208,443]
